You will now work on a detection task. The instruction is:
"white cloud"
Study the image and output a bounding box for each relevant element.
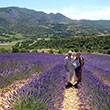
[76,7,110,20]
[37,7,110,20]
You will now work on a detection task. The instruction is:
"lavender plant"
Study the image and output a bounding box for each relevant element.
[11,64,66,110]
[0,53,64,88]
[83,53,110,83]
[79,53,110,110]
[1,52,110,110]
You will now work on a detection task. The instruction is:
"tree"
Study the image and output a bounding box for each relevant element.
[107,50,110,54]
[0,48,8,53]
[74,48,79,52]
[12,47,19,53]
[58,48,63,54]
[41,50,45,53]
[31,49,38,53]
[49,49,54,54]
[19,48,29,52]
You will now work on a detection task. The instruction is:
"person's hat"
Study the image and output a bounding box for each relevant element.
[68,50,72,54]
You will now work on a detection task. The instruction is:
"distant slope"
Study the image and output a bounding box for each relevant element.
[13,35,110,54]
[0,7,73,25]
[0,7,110,37]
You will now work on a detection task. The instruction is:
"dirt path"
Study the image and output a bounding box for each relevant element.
[0,74,37,110]
[62,78,85,110]
[62,54,84,110]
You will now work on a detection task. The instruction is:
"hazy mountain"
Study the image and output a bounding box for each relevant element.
[0,7,110,37]
[49,13,73,22]
[0,7,73,25]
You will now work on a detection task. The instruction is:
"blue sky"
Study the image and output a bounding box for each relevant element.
[0,0,110,20]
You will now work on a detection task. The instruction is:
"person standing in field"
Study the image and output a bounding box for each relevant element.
[64,51,74,88]
[73,53,84,88]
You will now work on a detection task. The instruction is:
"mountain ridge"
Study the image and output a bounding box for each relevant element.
[0,6,110,37]
[0,6,73,24]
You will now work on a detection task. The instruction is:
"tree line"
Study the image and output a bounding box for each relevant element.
[10,35,110,54]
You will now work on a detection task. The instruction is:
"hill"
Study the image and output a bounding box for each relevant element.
[0,7,110,39]
[0,7,72,25]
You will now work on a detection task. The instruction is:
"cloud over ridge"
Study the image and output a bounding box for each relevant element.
[38,7,110,20]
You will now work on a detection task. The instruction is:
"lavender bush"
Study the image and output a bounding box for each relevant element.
[0,52,110,110]
[79,53,110,110]
[83,53,110,82]
[0,53,64,88]
[11,64,66,110]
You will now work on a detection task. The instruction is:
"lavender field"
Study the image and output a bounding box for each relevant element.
[80,53,110,109]
[0,53,110,110]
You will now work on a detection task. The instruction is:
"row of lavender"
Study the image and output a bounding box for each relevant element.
[1,52,110,109]
[0,53,64,88]
[10,64,66,110]
[83,53,110,83]
[79,53,110,109]
[0,53,66,110]
[9,53,110,110]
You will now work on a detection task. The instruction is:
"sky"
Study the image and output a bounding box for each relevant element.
[0,0,110,20]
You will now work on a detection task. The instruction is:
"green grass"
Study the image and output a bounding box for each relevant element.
[0,40,22,49]
[0,45,13,49]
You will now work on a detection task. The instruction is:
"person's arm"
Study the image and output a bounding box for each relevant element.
[73,56,76,62]
[80,58,84,68]
[64,64,69,72]
[64,65,68,71]
[64,58,69,72]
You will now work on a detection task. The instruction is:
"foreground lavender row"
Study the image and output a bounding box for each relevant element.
[0,53,110,110]
[0,53,64,88]
[83,53,110,83]
[79,67,110,110]
[80,53,110,109]
[10,64,66,110]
